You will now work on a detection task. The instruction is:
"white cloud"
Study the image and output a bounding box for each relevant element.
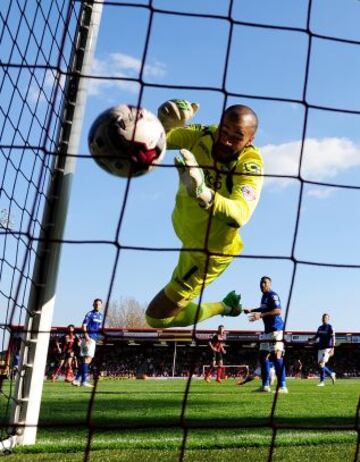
[306,187,334,199]
[261,137,360,194]
[302,138,360,180]
[88,53,167,96]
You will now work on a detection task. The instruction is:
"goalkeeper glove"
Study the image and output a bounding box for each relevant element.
[175,149,214,208]
[158,99,199,131]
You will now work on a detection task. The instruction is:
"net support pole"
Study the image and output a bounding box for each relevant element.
[7,0,103,447]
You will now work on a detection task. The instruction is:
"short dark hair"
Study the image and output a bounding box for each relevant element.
[93,298,102,304]
[67,324,75,329]
[218,324,224,329]
[223,104,258,132]
[260,276,271,283]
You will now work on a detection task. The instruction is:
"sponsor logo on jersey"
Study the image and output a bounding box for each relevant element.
[242,161,262,174]
[241,185,257,201]
[204,170,223,191]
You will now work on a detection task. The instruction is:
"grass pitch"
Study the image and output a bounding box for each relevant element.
[1,378,358,461]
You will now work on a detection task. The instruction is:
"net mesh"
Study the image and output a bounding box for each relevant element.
[0,0,359,460]
[0,0,81,440]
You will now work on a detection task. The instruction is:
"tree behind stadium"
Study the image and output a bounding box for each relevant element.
[105,298,148,329]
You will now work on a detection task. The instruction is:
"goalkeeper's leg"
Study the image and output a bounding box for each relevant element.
[146,252,241,328]
[146,288,226,327]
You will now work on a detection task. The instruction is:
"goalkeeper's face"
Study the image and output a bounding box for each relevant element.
[213,113,256,163]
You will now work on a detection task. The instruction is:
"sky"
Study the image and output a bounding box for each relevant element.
[3,0,360,334]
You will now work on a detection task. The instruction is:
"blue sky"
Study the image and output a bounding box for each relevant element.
[48,0,360,333]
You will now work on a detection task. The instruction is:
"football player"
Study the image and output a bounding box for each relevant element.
[244,276,288,393]
[309,313,336,386]
[73,298,103,387]
[204,325,227,383]
[146,100,263,328]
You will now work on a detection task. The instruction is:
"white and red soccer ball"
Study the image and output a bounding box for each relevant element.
[88,104,166,178]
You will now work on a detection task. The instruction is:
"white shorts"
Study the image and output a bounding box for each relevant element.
[259,331,284,353]
[80,338,96,358]
[318,348,333,364]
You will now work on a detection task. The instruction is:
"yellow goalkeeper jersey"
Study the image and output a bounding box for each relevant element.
[167,124,264,257]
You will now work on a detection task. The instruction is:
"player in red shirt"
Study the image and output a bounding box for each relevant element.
[205,325,226,383]
[51,324,80,382]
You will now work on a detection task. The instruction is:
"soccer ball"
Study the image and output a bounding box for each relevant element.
[88,104,166,177]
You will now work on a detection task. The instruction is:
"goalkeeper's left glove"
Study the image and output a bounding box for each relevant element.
[158,99,199,132]
[175,149,214,208]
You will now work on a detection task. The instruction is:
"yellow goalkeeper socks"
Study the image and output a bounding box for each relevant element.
[146,301,224,328]
[172,301,225,326]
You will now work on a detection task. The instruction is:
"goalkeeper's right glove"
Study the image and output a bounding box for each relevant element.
[158,99,199,132]
[175,149,214,209]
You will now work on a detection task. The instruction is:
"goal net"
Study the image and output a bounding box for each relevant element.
[0,0,102,449]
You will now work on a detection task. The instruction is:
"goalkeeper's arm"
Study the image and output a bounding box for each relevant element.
[158,99,199,132]
[211,150,264,228]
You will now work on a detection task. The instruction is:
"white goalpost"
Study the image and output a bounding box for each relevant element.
[1,1,103,450]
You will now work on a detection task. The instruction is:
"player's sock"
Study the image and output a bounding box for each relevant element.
[179,301,226,325]
[261,358,270,387]
[65,367,74,381]
[52,366,62,379]
[145,314,174,328]
[269,366,276,386]
[205,367,213,381]
[146,301,225,327]
[324,366,333,377]
[319,366,325,382]
[75,363,83,382]
[274,357,286,388]
[206,367,213,378]
[216,367,223,381]
[82,363,89,383]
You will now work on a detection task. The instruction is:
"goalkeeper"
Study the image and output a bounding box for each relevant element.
[145,99,264,328]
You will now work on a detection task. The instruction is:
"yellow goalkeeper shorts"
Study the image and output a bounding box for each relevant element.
[164,249,233,302]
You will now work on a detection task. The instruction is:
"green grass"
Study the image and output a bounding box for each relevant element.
[1,378,359,461]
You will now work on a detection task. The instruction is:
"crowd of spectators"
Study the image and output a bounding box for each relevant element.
[8,332,359,382]
[89,343,360,380]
